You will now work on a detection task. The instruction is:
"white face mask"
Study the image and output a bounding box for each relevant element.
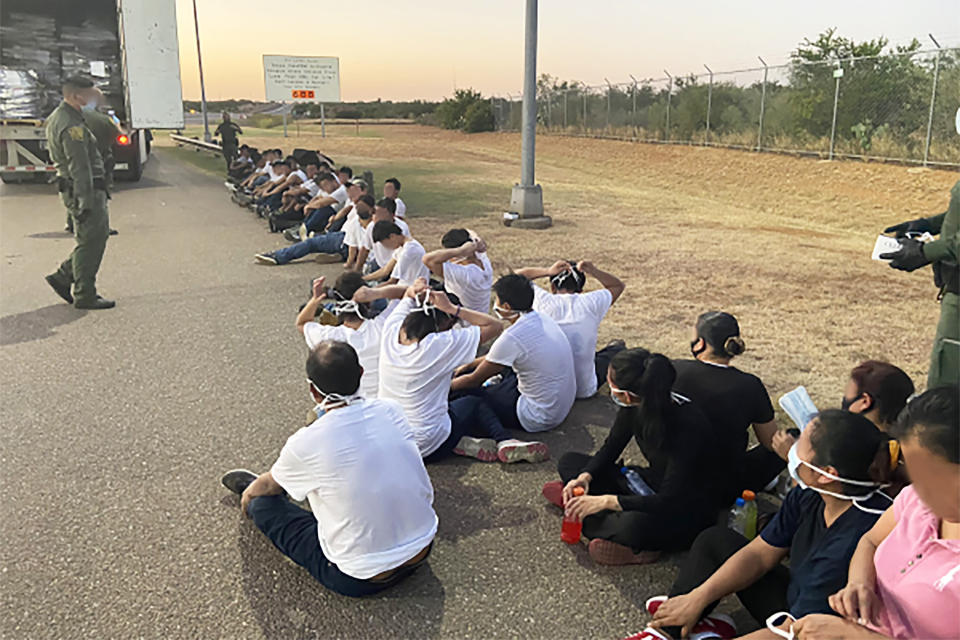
[493,305,518,320]
[787,442,892,514]
[309,380,358,418]
[608,383,636,408]
[766,612,796,640]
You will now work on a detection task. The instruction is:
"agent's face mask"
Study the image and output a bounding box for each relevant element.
[787,442,892,514]
[766,612,796,640]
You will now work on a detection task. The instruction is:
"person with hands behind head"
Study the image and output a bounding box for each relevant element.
[632,410,896,640]
[377,278,548,464]
[515,259,626,399]
[792,386,960,640]
[544,348,724,569]
[422,228,494,314]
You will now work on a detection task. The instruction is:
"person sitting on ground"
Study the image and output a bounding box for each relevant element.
[793,386,959,640]
[451,274,576,433]
[254,195,377,266]
[383,177,406,219]
[638,410,896,640]
[266,159,321,230]
[422,228,494,314]
[219,340,437,598]
[227,144,255,181]
[296,273,393,400]
[358,198,411,280]
[542,348,724,567]
[772,361,916,463]
[377,278,548,463]
[249,158,289,204]
[236,149,278,194]
[255,156,306,216]
[371,221,429,287]
[516,259,626,399]
[323,177,369,234]
[670,311,783,501]
[338,166,353,186]
[294,172,349,239]
[344,194,376,271]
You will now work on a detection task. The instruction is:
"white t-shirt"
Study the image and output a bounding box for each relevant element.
[290,169,307,184]
[329,184,349,212]
[343,216,367,249]
[264,161,276,180]
[301,178,320,197]
[532,285,613,398]
[391,239,430,286]
[363,217,411,268]
[303,312,391,399]
[485,311,576,432]
[442,253,493,314]
[394,197,407,219]
[378,297,481,456]
[270,399,437,580]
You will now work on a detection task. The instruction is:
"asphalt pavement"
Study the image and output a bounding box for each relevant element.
[0,150,745,639]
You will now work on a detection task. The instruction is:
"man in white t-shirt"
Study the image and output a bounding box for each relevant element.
[516,260,626,398]
[423,228,494,314]
[220,340,437,597]
[324,177,369,234]
[344,194,375,271]
[377,279,548,463]
[383,177,406,219]
[452,274,576,433]
[369,221,429,286]
[297,173,349,238]
[357,198,410,281]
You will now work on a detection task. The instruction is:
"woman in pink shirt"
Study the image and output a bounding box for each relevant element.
[793,386,960,640]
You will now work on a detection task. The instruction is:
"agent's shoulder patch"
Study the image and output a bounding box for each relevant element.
[67,126,86,141]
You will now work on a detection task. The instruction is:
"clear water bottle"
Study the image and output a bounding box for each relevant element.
[621,466,654,496]
[728,498,748,536]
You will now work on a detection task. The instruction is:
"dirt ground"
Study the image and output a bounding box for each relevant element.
[190,123,956,409]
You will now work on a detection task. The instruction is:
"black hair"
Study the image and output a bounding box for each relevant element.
[339,166,353,178]
[372,220,403,243]
[376,198,397,215]
[273,148,283,155]
[609,348,676,448]
[357,194,376,208]
[809,409,894,496]
[249,151,262,163]
[272,160,289,169]
[849,361,915,426]
[400,298,457,342]
[306,340,362,396]
[551,262,585,293]
[385,177,401,192]
[442,228,471,249]
[889,386,959,464]
[695,311,745,358]
[239,144,250,151]
[317,172,337,184]
[332,271,372,320]
[63,75,94,90]
[303,158,319,169]
[284,155,298,165]
[492,274,534,312]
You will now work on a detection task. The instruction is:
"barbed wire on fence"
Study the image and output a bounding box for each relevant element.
[491,46,960,168]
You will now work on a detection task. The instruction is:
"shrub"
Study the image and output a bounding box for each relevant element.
[463,101,495,133]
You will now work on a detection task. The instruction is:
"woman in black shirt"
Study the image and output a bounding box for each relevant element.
[671,311,783,502]
[545,348,725,566]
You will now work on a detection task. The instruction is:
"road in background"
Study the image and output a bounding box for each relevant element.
[0,149,693,638]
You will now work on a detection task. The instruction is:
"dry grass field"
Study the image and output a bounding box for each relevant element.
[168,123,956,415]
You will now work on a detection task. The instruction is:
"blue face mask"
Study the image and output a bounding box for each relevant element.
[786,442,892,514]
[82,100,98,112]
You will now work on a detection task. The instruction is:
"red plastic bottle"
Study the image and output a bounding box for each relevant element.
[561,487,585,544]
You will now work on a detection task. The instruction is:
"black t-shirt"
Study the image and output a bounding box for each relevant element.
[672,359,774,461]
[761,487,883,617]
[582,394,724,517]
[215,121,242,144]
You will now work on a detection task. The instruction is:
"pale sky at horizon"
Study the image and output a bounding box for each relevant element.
[176,0,960,102]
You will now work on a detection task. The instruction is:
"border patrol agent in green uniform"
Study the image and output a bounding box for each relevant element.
[64,109,120,234]
[43,76,115,310]
[881,177,959,388]
[214,112,243,170]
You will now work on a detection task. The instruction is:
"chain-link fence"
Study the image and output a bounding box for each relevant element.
[492,47,960,167]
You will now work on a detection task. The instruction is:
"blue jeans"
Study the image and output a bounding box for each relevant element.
[478,368,523,430]
[247,495,426,597]
[303,205,337,233]
[252,175,269,188]
[272,232,346,264]
[425,395,512,463]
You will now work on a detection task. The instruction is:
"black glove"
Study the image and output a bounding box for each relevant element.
[883,218,933,238]
[879,238,931,272]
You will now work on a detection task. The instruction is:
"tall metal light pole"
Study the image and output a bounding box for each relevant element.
[507,0,551,228]
[192,0,211,142]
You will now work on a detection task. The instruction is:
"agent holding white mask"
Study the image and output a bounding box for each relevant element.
[634,410,897,640]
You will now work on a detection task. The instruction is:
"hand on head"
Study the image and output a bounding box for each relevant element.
[576,260,593,273]
[549,260,572,276]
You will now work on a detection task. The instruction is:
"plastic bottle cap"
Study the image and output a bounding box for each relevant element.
[735,498,745,507]
[742,490,756,501]
[573,487,585,497]
[620,466,629,473]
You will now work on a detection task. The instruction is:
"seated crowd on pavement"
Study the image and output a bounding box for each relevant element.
[217,146,959,640]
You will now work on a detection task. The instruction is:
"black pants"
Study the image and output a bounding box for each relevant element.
[662,525,790,638]
[743,446,786,492]
[558,452,716,553]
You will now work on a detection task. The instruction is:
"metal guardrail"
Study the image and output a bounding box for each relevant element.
[169,134,222,156]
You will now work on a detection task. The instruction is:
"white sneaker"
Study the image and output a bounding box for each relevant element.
[497,439,549,463]
[452,436,498,462]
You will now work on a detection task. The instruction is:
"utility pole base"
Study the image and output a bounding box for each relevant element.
[506,184,550,228]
